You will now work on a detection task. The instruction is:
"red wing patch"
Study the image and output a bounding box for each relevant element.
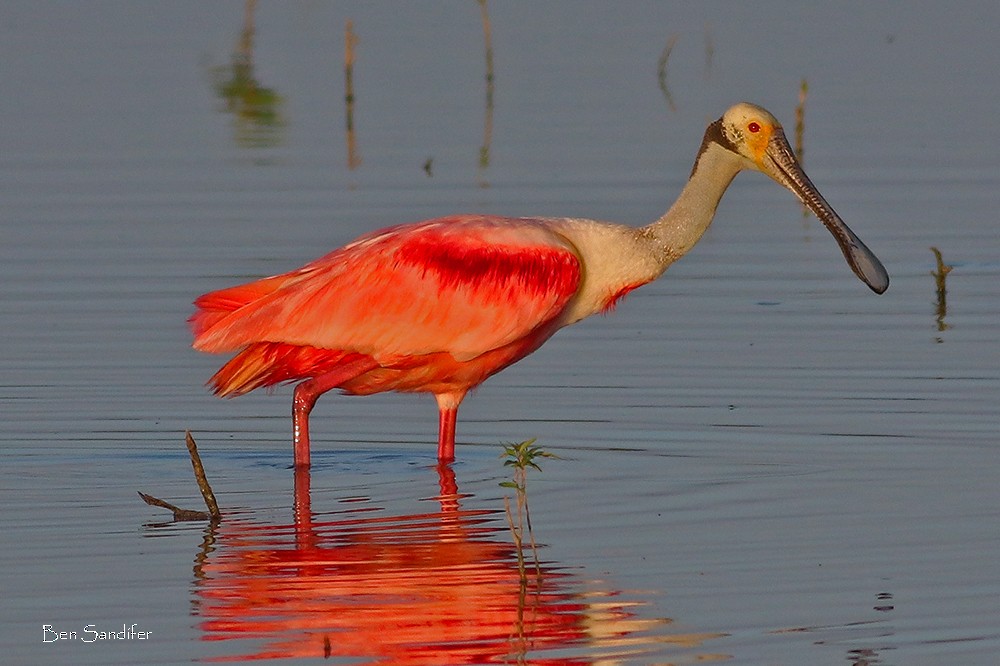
[602,283,641,313]
[394,230,581,305]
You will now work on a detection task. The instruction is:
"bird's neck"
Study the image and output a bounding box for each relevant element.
[641,140,743,270]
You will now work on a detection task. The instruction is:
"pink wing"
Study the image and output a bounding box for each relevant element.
[191,216,582,363]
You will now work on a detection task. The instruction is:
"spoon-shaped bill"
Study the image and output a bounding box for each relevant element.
[764,131,889,294]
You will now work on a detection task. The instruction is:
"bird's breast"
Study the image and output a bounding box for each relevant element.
[546,218,662,325]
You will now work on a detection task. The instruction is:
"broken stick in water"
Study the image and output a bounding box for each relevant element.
[138,431,221,521]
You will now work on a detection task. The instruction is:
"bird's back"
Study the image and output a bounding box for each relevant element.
[190,216,585,364]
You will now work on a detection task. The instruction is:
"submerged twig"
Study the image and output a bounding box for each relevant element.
[138,431,221,521]
[137,492,212,522]
[930,246,953,334]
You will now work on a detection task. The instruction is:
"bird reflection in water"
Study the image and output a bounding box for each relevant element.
[188,465,725,663]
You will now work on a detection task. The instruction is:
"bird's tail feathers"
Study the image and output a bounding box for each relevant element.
[189,275,293,343]
[208,342,367,397]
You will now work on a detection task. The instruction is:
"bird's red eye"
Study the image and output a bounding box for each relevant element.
[748,122,761,133]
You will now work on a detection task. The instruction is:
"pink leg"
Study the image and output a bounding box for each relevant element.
[437,407,457,462]
[293,465,313,538]
[435,464,459,514]
[434,392,465,463]
[292,357,379,468]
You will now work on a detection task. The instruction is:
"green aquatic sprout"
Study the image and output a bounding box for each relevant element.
[500,439,555,488]
[500,439,558,582]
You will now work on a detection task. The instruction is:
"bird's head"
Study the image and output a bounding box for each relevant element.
[718,102,784,170]
[710,102,889,294]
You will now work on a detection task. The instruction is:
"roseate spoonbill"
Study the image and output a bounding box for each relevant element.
[191,102,888,468]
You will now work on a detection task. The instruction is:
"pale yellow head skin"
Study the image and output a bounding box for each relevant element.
[719,102,784,173]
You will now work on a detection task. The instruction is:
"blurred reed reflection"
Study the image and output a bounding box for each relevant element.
[343,19,361,171]
[210,0,285,148]
[477,0,495,188]
[187,465,720,663]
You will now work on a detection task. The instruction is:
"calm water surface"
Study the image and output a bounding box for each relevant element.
[3,2,999,664]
